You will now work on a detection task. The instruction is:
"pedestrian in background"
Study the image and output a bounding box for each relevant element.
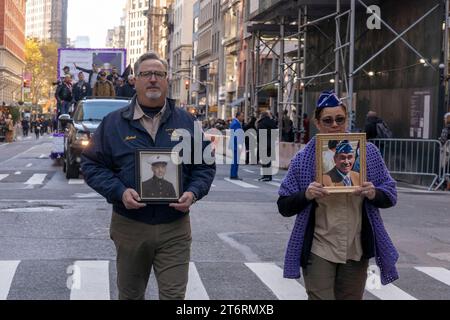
[117,75,136,98]
[229,111,245,180]
[277,90,399,300]
[74,63,99,89]
[55,75,73,115]
[244,115,257,165]
[439,112,450,190]
[303,113,311,144]
[21,118,29,137]
[256,111,277,181]
[81,51,215,300]
[5,114,14,143]
[73,72,92,103]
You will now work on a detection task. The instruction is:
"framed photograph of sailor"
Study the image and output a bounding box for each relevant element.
[136,149,182,203]
[316,133,367,193]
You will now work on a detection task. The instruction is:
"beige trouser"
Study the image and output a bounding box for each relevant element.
[302,253,369,300]
[110,212,192,300]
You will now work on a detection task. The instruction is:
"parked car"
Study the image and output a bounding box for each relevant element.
[62,98,131,179]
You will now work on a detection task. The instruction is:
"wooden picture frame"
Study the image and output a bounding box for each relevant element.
[316,133,367,193]
[136,149,182,203]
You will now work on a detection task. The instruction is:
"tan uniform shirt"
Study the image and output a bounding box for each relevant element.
[133,100,167,141]
[311,194,364,264]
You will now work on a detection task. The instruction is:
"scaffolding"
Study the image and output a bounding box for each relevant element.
[246,0,445,143]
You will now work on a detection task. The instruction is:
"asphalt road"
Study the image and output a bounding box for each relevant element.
[0,135,449,300]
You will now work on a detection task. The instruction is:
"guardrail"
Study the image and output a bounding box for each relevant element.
[370,139,443,191]
[435,139,450,190]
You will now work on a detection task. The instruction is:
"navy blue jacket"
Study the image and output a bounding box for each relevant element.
[81,97,216,225]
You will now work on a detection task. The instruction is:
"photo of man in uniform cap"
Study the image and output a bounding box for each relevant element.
[322,140,360,187]
[141,155,177,199]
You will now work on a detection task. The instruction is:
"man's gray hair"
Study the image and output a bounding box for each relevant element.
[134,51,169,76]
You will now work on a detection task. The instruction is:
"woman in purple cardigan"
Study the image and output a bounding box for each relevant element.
[277,90,398,300]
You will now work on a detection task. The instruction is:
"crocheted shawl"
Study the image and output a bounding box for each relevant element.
[279,137,399,285]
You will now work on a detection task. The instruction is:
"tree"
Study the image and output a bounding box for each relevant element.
[24,38,59,105]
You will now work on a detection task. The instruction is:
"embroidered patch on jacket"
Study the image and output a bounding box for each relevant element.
[125,136,137,141]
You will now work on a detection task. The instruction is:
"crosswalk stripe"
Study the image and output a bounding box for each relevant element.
[415,267,450,286]
[243,169,255,173]
[25,174,47,185]
[245,263,308,300]
[224,178,259,189]
[0,174,9,182]
[365,283,417,300]
[186,262,209,300]
[0,261,20,300]
[68,179,85,185]
[69,261,110,300]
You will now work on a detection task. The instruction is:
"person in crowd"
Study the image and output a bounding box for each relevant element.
[55,75,73,115]
[21,118,29,137]
[93,71,115,97]
[439,112,450,190]
[277,90,399,300]
[74,63,100,89]
[73,72,92,103]
[303,113,311,144]
[365,110,392,139]
[5,114,14,143]
[81,51,216,300]
[117,75,136,98]
[282,110,294,142]
[107,66,120,83]
[244,115,257,165]
[229,111,245,180]
[256,111,277,181]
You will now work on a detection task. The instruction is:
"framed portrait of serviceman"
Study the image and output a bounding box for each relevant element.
[136,149,182,203]
[316,133,366,193]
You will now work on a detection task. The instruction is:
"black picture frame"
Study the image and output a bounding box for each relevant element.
[136,149,183,203]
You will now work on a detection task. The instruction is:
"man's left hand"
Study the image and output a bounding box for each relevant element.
[353,182,376,200]
[169,192,195,213]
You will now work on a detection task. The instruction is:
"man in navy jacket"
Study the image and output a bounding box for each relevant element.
[81,52,216,300]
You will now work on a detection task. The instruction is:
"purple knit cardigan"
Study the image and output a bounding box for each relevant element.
[279,137,399,285]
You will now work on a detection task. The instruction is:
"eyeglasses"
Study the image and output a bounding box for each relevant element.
[320,116,346,127]
[137,70,167,80]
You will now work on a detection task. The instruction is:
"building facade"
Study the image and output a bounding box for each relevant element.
[169,0,193,106]
[25,0,68,48]
[0,0,26,105]
[125,0,149,66]
[146,0,173,59]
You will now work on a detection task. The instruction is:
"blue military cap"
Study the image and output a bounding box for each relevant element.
[317,90,342,108]
[335,140,354,154]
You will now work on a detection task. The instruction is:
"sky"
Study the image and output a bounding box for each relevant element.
[67,0,127,48]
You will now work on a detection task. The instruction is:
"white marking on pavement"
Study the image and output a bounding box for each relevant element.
[224,178,259,189]
[68,179,85,185]
[427,252,450,263]
[26,163,33,168]
[366,283,417,300]
[266,181,281,188]
[39,154,47,159]
[72,192,102,198]
[245,263,308,300]
[1,207,56,213]
[0,261,20,300]
[0,174,8,181]
[186,262,209,300]
[415,267,450,286]
[14,172,21,175]
[243,169,255,173]
[0,144,44,166]
[25,174,47,185]
[211,184,216,188]
[217,232,260,262]
[70,261,110,300]
[273,178,282,182]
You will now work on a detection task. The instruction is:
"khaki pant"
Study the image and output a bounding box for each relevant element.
[302,253,369,300]
[110,212,192,300]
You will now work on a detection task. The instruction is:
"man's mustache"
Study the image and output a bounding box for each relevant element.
[147,86,160,89]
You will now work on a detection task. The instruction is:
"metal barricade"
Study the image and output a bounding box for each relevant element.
[370,139,442,190]
[435,140,450,190]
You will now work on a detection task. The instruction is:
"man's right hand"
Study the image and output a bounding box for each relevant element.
[305,182,329,200]
[122,188,146,210]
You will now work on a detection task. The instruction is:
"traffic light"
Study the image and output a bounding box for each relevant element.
[185,80,190,90]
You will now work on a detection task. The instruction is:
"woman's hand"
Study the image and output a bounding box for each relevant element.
[353,182,376,200]
[305,182,330,200]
